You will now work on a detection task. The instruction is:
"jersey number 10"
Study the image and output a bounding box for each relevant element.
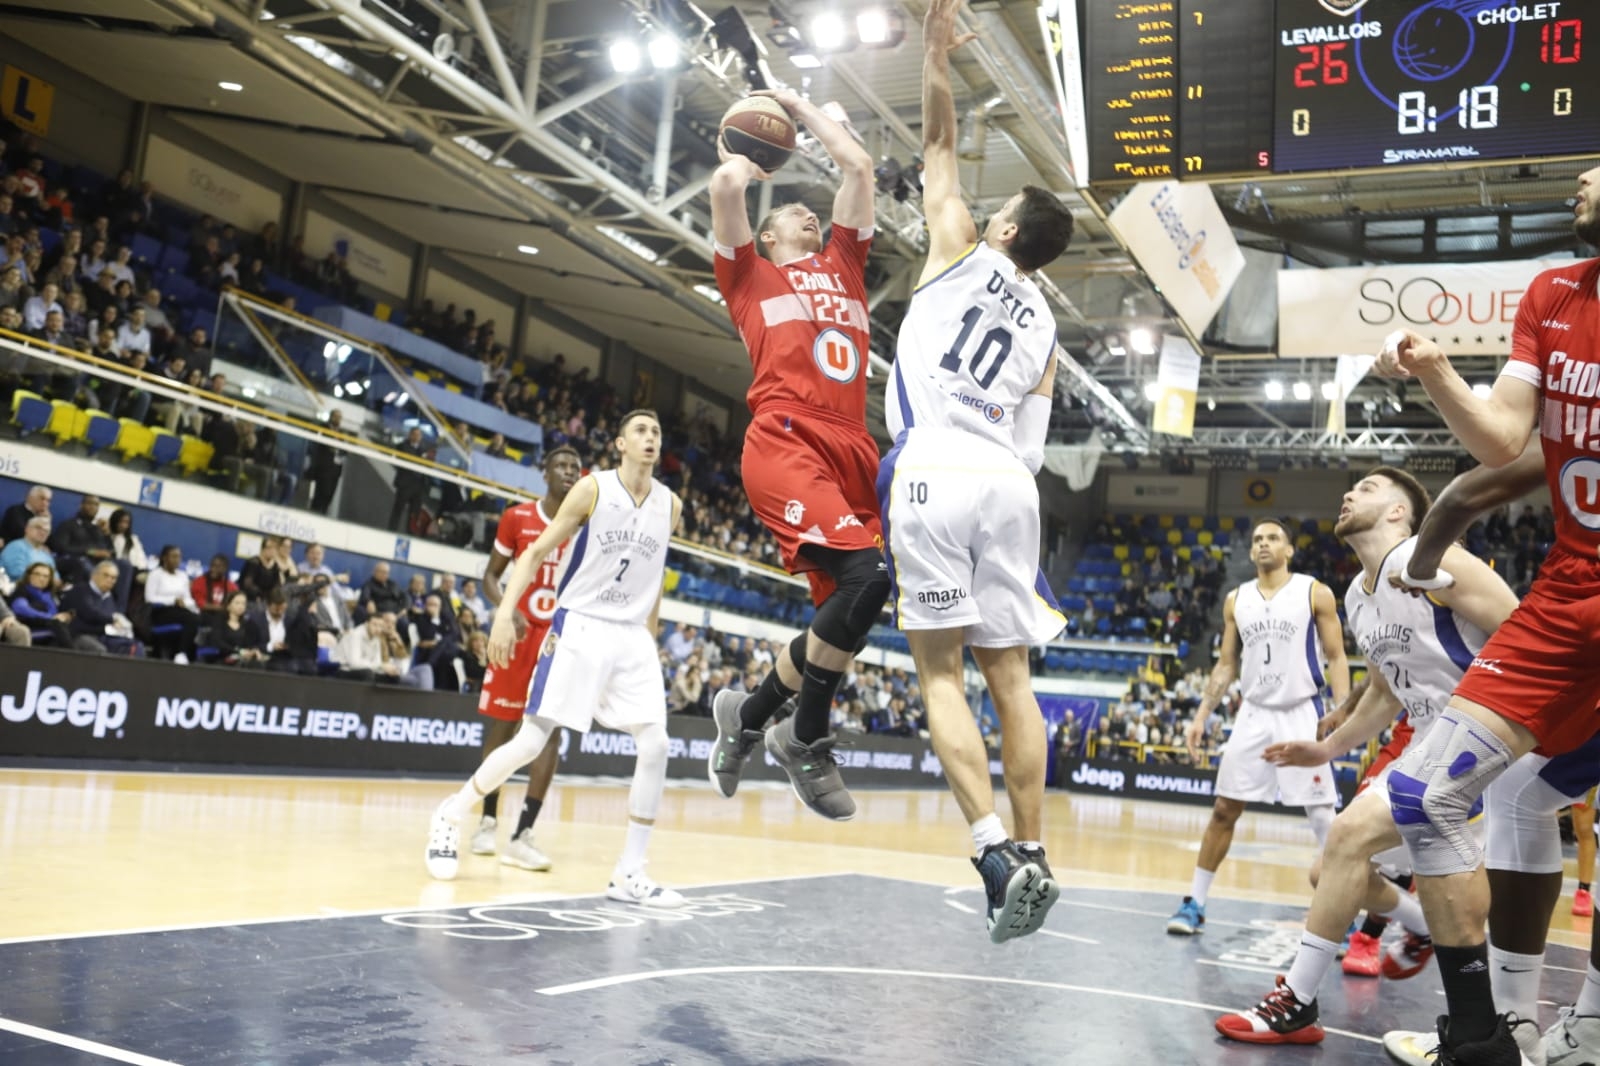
[941,307,1013,390]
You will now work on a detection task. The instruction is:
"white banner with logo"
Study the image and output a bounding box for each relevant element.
[1104,472,1208,512]
[302,210,412,296]
[143,135,283,233]
[1107,182,1247,336]
[1278,258,1564,358]
[1151,335,1202,437]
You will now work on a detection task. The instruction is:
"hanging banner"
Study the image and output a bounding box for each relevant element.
[1107,182,1246,336]
[1326,353,1376,434]
[1278,259,1563,359]
[1037,1,1089,190]
[1151,334,1201,437]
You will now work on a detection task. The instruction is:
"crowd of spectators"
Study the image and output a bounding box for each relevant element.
[1075,516,1229,646]
[1461,502,1556,594]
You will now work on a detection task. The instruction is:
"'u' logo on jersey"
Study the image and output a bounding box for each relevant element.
[814,328,861,383]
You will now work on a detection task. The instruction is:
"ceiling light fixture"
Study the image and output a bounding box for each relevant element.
[1127,327,1158,356]
[517,244,540,256]
[609,40,642,73]
[856,9,891,45]
[1143,382,1162,402]
[1264,380,1284,401]
[809,13,849,51]
[1292,381,1312,401]
[218,81,243,92]
[647,33,681,69]
[1320,381,1337,401]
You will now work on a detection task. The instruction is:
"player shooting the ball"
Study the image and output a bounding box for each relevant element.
[705,89,893,822]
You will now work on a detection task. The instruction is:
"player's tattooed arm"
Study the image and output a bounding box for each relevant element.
[1185,591,1238,760]
[1398,438,1543,589]
[1311,581,1349,707]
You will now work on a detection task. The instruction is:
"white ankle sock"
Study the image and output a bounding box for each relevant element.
[1576,962,1600,1018]
[970,813,1008,856]
[1283,932,1340,1005]
[443,779,482,822]
[1189,868,1216,906]
[1380,889,1429,936]
[1016,840,1042,853]
[1488,946,1545,1022]
[617,820,652,875]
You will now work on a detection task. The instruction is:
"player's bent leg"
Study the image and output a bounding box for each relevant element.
[501,731,561,872]
[428,715,557,880]
[606,719,685,909]
[710,634,804,798]
[471,716,521,854]
[1482,759,1570,1027]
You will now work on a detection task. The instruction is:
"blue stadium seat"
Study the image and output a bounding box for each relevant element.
[83,410,121,454]
[1126,617,1147,634]
[158,244,189,275]
[11,392,52,436]
[150,429,183,467]
[130,234,163,266]
[1096,617,1111,636]
[1092,597,1115,614]
[1066,577,1088,594]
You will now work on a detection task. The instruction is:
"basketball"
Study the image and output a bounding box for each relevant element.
[718,96,797,173]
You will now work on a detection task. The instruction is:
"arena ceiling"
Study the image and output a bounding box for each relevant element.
[7,0,1595,456]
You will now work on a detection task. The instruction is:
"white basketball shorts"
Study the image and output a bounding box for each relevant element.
[878,427,1065,649]
[1215,700,1338,806]
[524,609,666,733]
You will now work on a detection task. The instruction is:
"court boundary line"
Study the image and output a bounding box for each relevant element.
[0,1016,186,1065]
[0,871,856,946]
[532,964,1383,1045]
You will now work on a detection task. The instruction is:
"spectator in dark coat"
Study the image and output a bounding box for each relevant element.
[61,561,139,654]
[48,493,113,586]
[358,561,407,619]
[305,409,346,512]
[387,426,431,532]
[212,590,268,665]
[259,588,319,674]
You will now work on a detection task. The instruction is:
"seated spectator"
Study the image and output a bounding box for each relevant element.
[335,613,431,687]
[218,251,241,287]
[665,622,697,663]
[0,266,23,313]
[0,515,56,582]
[105,246,135,289]
[62,561,142,655]
[22,281,62,332]
[142,545,201,662]
[300,543,353,599]
[404,572,428,619]
[669,652,705,712]
[458,630,489,691]
[79,239,107,285]
[191,553,238,630]
[458,577,489,621]
[167,325,210,376]
[0,593,32,647]
[357,560,407,619]
[188,235,222,286]
[48,493,113,586]
[412,592,459,688]
[60,290,90,344]
[2,484,52,543]
[485,432,508,458]
[259,587,319,674]
[115,307,152,357]
[11,562,97,649]
[305,573,352,636]
[137,288,171,339]
[239,536,289,602]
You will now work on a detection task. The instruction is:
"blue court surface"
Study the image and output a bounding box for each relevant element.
[0,874,1585,1064]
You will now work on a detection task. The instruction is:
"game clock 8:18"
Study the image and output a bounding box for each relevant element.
[1271,0,1596,173]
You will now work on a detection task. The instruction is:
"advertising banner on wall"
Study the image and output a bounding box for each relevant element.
[1151,335,1202,438]
[1107,182,1246,336]
[1057,757,1356,811]
[1278,259,1562,358]
[0,648,994,788]
[143,135,283,233]
[302,210,412,297]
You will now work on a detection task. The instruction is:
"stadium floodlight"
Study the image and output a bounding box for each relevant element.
[648,33,681,69]
[1292,381,1312,401]
[609,40,642,73]
[1321,381,1337,401]
[809,13,849,51]
[1264,380,1285,401]
[1127,326,1158,356]
[1143,382,1162,402]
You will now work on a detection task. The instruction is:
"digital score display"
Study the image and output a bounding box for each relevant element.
[1272,0,1600,173]
[1085,0,1179,183]
[1177,0,1277,177]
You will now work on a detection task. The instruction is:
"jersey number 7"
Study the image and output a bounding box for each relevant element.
[941,307,1012,390]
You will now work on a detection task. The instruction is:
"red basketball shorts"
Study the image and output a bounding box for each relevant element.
[742,405,883,606]
[477,617,550,721]
[1452,551,1600,757]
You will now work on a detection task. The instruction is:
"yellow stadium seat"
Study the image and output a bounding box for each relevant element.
[115,419,155,463]
[1177,547,1192,560]
[1317,519,1335,534]
[178,435,214,476]
[1166,529,1182,545]
[1158,515,1175,528]
[1295,534,1314,549]
[1197,530,1214,546]
[49,400,85,446]
[1143,546,1158,560]
[1112,545,1129,560]
[506,446,525,463]
[1187,515,1204,529]
[663,569,681,593]
[445,382,462,394]
[1121,562,1133,577]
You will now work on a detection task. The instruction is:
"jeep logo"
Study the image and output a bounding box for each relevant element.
[1070,761,1125,792]
[2,670,129,739]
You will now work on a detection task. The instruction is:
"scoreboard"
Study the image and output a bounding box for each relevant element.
[1082,0,1598,183]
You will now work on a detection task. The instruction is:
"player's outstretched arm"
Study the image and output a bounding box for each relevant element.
[1377,330,1539,468]
[1429,543,1520,638]
[1267,670,1399,767]
[758,89,873,231]
[710,150,765,250]
[918,0,979,282]
[488,475,598,665]
[1400,438,1544,586]
[1185,591,1239,759]
[1312,581,1350,707]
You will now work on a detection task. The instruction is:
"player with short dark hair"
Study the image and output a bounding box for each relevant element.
[705,87,891,821]
[1168,519,1350,935]
[468,444,584,872]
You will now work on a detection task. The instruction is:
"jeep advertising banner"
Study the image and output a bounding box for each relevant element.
[0,648,988,787]
[1060,757,1357,811]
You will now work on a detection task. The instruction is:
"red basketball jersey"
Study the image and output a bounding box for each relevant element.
[492,500,569,626]
[1504,258,1600,560]
[713,226,873,421]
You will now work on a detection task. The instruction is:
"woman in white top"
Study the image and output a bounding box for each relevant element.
[107,508,150,572]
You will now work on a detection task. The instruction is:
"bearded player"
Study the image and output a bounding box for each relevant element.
[469,446,582,870]
[705,89,892,820]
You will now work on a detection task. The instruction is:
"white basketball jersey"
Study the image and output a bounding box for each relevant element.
[1344,537,1487,742]
[554,471,673,626]
[1233,572,1324,710]
[886,242,1057,452]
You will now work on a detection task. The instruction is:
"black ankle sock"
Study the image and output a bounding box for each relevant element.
[1435,943,1497,1045]
[793,663,844,744]
[739,670,797,732]
[1582,882,1592,892]
[1390,872,1415,892]
[515,796,543,836]
[482,790,498,820]
[1360,913,1388,939]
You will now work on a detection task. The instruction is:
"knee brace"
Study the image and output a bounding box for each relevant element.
[1484,756,1566,875]
[624,720,669,822]
[787,633,807,675]
[1387,709,1512,877]
[807,547,892,651]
